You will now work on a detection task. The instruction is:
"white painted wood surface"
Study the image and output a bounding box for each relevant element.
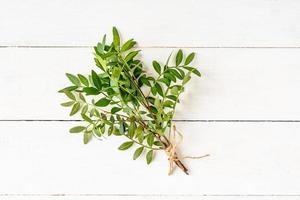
[1,48,300,120]
[2,196,299,200]
[1,0,300,47]
[1,122,300,194]
[1,196,299,200]
[1,0,300,199]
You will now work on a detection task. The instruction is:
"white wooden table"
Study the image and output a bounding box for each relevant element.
[1,0,300,199]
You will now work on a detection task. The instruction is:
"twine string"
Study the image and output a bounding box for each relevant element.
[165,124,209,175]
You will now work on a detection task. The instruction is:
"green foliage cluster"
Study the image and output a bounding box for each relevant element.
[59,27,200,166]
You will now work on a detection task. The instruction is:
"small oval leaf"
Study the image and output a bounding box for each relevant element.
[95,98,110,107]
[61,101,75,107]
[147,134,154,146]
[112,26,120,49]
[146,150,154,164]
[133,147,144,160]
[70,102,81,116]
[66,73,81,86]
[118,141,134,150]
[125,50,140,62]
[91,70,102,90]
[152,61,161,74]
[185,52,195,65]
[83,132,92,144]
[155,83,163,97]
[83,87,100,95]
[111,107,122,114]
[69,126,85,133]
[176,50,183,66]
[183,66,201,77]
[121,39,136,52]
[78,74,89,87]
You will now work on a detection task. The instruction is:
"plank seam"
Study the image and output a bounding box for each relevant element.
[0,194,300,197]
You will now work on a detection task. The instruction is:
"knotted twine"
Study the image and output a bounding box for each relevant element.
[165,124,209,175]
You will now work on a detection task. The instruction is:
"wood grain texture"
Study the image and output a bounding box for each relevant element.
[0,48,299,120]
[0,0,300,47]
[0,121,299,194]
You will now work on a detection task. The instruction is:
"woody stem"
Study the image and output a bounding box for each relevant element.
[157,134,189,175]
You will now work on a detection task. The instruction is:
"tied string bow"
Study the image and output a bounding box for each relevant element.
[165,125,209,175]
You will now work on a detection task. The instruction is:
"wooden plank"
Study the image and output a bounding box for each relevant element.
[1,195,299,200]
[0,121,299,194]
[1,0,300,46]
[0,48,300,120]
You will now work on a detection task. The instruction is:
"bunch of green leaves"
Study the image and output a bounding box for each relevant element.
[59,27,201,165]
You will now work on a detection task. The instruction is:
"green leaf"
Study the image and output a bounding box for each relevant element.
[136,125,144,143]
[112,67,121,80]
[94,54,107,71]
[170,86,179,95]
[61,101,75,107]
[69,126,85,133]
[128,122,136,138]
[95,41,104,54]
[119,121,125,134]
[151,85,157,96]
[90,108,95,117]
[166,95,177,101]
[83,132,92,144]
[78,74,89,87]
[70,102,81,116]
[66,73,81,86]
[164,52,173,70]
[125,50,140,62]
[63,90,76,100]
[91,70,102,90]
[118,141,134,150]
[93,128,102,137]
[155,83,163,97]
[149,106,158,114]
[185,52,195,65]
[164,72,176,82]
[158,78,170,86]
[152,61,161,74]
[133,147,144,160]
[146,150,154,164]
[112,26,120,49]
[169,68,183,80]
[183,74,191,85]
[111,107,122,114]
[79,93,86,102]
[108,125,114,136]
[140,76,151,87]
[83,87,100,95]
[154,141,162,147]
[183,66,201,77]
[58,86,78,93]
[177,68,185,77]
[81,113,93,124]
[81,104,88,114]
[163,100,174,108]
[121,39,136,52]
[95,98,110,107]
[147,134,154,146]
[102,34,107,46]
[147,96,155,105]
[154,98,160,109]
[176,49,183,66]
